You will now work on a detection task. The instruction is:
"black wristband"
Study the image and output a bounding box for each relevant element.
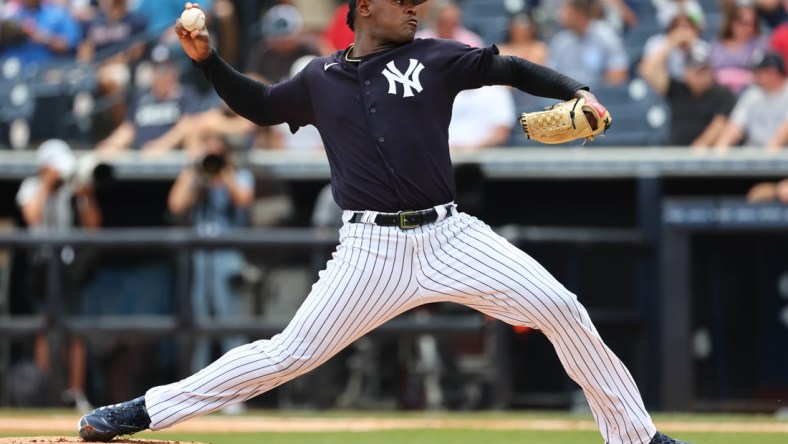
[192,49,218,69]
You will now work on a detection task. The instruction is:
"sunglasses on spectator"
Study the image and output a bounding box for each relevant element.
[735,16,756,26]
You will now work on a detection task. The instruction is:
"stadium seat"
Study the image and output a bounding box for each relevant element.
[0,58,37,149]
[590,84,631,104]
[597,99,670,147]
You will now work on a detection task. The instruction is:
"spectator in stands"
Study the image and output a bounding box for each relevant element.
[66,0,100,25]
[244,4,320,84]
[319,2,354,54]
[413,2,516,150]
[752,0,788,28]
[496,12,551,114]
[536,0,638,37]
[712,51,788,151]
[497,13,549,64]
[140,101,258,155]
[548,0,630,88]
[709,1,769,94]
[640,0,708,81]
[415,1,484,47]
[96,45,202,151]
[641,43,736,147]
[167,134,254,381]
[769,15,788,63]
[15,139,101,412]
[596,0,639,35]
[208,0,242,68]
[0,0,81,67]
[77,0,148,134]
[652,0,705,29]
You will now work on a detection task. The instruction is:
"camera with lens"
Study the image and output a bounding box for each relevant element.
[76,154,115,193]
[197,153,227,176]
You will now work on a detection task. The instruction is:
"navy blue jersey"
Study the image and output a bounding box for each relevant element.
[199,38,584,211]
[257,39,497,212]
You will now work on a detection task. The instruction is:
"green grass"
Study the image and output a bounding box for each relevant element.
[0,410,786,443]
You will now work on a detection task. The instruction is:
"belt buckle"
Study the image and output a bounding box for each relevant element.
[398,211,420,229]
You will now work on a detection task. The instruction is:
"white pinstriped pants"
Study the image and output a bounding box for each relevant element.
[146,205,657,444]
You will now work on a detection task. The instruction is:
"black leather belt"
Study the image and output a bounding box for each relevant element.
[349,205,454,229]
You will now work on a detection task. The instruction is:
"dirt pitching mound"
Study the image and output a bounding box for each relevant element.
[0,439,205,444]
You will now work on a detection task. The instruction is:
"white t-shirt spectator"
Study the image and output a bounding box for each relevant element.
[448,86,515,149]
[16,177,75,234]
[729,81,788,147]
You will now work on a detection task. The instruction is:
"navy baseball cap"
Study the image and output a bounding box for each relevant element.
[685,44,710,68]
[752,51,786,75]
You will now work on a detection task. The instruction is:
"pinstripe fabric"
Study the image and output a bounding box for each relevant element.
[145,209,656,444]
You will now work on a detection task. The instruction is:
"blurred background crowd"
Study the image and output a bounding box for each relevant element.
[2,0,788,416]
[1,0,788,154]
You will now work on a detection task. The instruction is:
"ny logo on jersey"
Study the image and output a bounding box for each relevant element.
[382,59,425,98]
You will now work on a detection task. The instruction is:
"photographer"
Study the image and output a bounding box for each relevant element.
[167,134,254,386]
[14,139,101,411]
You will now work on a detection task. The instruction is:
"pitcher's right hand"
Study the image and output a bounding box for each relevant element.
[175,3,211,63]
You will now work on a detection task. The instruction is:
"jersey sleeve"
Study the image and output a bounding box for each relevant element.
[427,39,499,92]
[259,69,315,130]
[197,51,314,131]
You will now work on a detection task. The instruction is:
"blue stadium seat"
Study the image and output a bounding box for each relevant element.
[590,84,631,104]
[597,99,670,147]
[624,22,663,65]
[697,0,720,13]
[702,12,723,41]
[0,59,37,147]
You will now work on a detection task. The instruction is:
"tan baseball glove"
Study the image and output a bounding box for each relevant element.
[520,97,612,145]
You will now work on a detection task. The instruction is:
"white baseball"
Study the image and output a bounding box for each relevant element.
[180,8,205,32]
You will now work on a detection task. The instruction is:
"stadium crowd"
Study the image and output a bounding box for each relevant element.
[1,0,788,152]
[3,0,788,412]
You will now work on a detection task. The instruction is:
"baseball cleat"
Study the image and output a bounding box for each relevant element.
[649,431,691,444]
[78,396,151,442]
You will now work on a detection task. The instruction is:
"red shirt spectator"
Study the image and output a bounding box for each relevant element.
[321,3,354,53]
[771,23,788,66]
